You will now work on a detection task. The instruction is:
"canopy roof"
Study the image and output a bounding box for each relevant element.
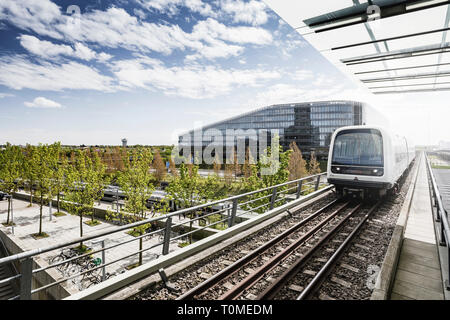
[264,0,450,94]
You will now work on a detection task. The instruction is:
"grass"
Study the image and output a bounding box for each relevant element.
[84,220,101,227]
[72,244,92,255]
[432,165,450,169]
[125,262,141,270]
[31,232,49,239]
[126,229,144,237]
[53,211,66,217]
[177,242,190,248]
[2,222,16,227]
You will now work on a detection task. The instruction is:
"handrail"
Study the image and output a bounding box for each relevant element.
[0,172,328,299]
[425,153,450,291]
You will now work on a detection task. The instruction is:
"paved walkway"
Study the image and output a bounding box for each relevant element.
[0,198,189,296]
[390,155,445,300]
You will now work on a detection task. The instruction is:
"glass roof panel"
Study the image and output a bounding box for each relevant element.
[264,0,450,94]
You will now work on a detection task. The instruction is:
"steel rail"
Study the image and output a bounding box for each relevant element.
[297,201,381,300]
[256,203,363,300]
[177,199,342,300]
[219,201,353,300]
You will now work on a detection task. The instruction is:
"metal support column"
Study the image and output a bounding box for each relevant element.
[20,257,33,300]
[315,176,321,191]
[296,180,303,199]
[270,187,277,210]
[228,199,238,228]
[162,217,172,255]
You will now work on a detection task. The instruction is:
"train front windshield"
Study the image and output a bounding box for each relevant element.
[332,129,383,167]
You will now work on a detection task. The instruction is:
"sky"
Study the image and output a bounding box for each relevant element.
[0,0,448,146]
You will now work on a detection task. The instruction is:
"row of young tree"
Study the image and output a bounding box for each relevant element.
[0,141,320,243]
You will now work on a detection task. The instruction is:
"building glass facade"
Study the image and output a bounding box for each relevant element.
[179,101,364,159]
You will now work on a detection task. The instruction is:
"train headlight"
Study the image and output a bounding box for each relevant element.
[336,167,340,171]
[373,169,378,173]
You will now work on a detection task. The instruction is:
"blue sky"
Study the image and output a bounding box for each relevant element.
[0,0,447,146]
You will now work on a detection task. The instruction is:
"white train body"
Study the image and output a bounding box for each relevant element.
[327,126,415,197]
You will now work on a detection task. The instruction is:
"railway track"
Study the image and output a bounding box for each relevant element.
[177,199,380,300]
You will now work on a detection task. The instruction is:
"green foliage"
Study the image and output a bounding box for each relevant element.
[241,137,291,214]
[22,144,39,205]
[308,151,321,175]
[118,148,154,234]
[65,149,106,239]
[0,143,23,224]
[34,143,61,236]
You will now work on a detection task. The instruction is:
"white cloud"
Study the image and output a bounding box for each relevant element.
[0,55,115,92]
[192,18,272,45]
[292,70,314,81]
[253,82,348,106]
[2,2,272,60]
[24,97,62,108]
[111,56,281,99]
[137,0,216,17]
[0,93,14,99]
[19,35,112,61]
[0,0,63,39]
[221,0,269,26]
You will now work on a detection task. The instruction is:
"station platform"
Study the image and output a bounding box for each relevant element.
[390,155,445,300]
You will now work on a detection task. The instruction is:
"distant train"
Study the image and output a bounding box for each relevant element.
[327,126,415,199]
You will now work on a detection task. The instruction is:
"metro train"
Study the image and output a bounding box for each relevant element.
[327,126,415,199]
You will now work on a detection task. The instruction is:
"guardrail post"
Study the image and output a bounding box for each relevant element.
[446,246,450,291]
[20,257,33,300]
[314,175,321,191]
[100,240,106,281]
[270,187,277,210]
[228,199,238,227]
[162,217,172,255]
[296,180,303,199]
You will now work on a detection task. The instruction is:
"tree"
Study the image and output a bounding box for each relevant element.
[153,149,166,184]
[288,142,308,181]
[243,147,255,180]
[65,149,106,249]
[33,143,59,238]
[0,143,23,226]
[168,157,178,178]
[22,144,39,206]
[241,137,291,213]
[166,163,221,243]
[213,155,221,176]
[118,148,154,222]
[308,151,321,175]
[53,150,69,216]
[233,149,241,180]
[118,148,154,266]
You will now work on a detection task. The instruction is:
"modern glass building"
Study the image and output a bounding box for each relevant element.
[178,101,368,160]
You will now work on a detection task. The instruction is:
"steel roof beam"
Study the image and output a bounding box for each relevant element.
[354,62,450,74]
[342,43,450,65]
[305,0,450,33]
[332,27,450,51]
[374,86,450,94]
[361,70,450,82]
[368,81,450,88]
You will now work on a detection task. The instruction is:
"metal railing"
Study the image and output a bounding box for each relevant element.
[426,153,450,291]
[0,172,328,300]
